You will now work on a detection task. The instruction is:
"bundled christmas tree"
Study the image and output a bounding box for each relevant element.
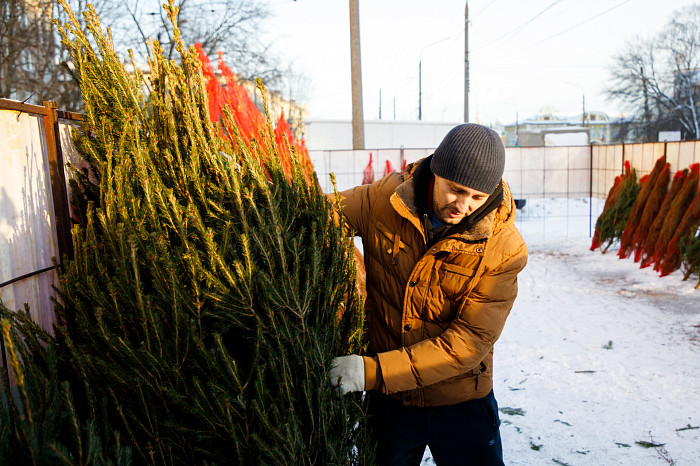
[383,160,396,177]
[1,1,374,464]
[632,162,670,262]
[653,163,700,271]
[679,226,700,288]
[362,153,375,185]
[640,168,688,268]
[195,44,315,182]
[657,166,700,277]
[592,161,639,253]
[590,174,622,251]
[195,44,367,297]
[618,155,666,259]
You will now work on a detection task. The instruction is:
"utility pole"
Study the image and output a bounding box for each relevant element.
[418,37,449,121]
[349,0,365,149]
[418,60,422,120]
[464,1,469,123]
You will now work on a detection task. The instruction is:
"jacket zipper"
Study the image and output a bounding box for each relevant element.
[475,361,487,391]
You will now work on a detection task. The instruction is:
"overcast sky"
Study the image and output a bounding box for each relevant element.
[263,0,699,126]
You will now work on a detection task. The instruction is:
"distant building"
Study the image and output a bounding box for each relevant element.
[516,127,589,147]
[243,79,308,141]
[502,111,644,146]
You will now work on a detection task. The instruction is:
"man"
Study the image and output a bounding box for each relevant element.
[329,123,527,465]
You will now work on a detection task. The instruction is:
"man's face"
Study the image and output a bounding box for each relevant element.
[432,175,490,225]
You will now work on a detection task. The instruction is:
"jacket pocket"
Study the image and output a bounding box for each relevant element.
[438,262,477,301]
[478,391,501,431]
[375,221,410,265]
[420,260,478,322]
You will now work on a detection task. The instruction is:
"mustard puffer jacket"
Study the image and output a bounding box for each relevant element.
[338,158,528,407]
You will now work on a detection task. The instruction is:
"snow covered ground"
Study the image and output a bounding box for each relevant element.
[421,198,700,465]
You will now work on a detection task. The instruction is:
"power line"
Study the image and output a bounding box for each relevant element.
[479,0,634,65]
[471,0,566,56]
[471,0,500,19]
[477,62,608,70]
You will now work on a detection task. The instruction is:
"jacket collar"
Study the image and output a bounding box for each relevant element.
[392,156,513,242]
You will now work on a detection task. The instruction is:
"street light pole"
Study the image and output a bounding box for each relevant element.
[503,103,519,147]
[419,60,422,120]
[418,37,449,121]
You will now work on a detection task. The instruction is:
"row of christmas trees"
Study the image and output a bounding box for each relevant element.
[0,1,375,463]
[591,156,700,287]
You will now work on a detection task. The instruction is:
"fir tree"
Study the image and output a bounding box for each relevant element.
[0,311,132,464]
[2,0,374,464]
[593,161,640,253]
[679,226,700,288]
[591,174,622,251]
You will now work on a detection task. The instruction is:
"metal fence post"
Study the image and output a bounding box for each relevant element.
[589,143,593,237]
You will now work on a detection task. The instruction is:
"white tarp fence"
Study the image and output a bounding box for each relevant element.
[3,97,700,332]
[0,110,62,330]
[311,142,700,200]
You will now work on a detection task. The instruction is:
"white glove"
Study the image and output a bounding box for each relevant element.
[329,355,365,394]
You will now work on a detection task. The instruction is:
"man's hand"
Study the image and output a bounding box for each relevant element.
[329,355,365,394]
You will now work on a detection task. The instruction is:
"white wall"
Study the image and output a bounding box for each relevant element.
[310,148,434,193]
[311,145,597,199]
[304,120,460,151]
[311,142,700,201]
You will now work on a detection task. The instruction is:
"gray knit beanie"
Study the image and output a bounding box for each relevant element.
[430,123,505,194]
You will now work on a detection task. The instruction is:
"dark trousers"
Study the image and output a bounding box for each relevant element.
[368,390,504,466]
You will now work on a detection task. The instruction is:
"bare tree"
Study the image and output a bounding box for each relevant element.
[112,0,286,88]
[1,0,121,110]
[1,0,296,110]
[277,64,311,136]
[607,3,700,141]
[1,0,75,108]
